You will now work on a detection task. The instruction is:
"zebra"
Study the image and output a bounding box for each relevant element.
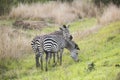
[42,35,79,71]
[31,25,72,69]
[31,34,80,71]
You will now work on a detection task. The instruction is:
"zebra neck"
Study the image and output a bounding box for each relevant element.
[65,40,73,51]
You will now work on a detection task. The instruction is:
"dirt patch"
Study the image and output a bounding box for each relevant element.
[13,20,48,30]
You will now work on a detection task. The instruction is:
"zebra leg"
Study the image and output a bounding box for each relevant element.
[48,53,52,64]
[52,53,56,67]
[53,53,55,63]
[35,53,40,67]
[57,52,59,63]
[60,49,63,65]
[40,54,43,70]
[45,52,49,71]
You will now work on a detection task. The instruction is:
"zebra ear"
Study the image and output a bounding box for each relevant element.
[59,25,66,31]
[59,27,63,31]
[60,25,69,31]
[69,35,73,40]
[63,24,70,28]
[63,25,67,28]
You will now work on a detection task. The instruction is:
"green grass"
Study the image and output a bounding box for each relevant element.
[0,19,120,80]
[70,18,97,32]
[0,19,14,27]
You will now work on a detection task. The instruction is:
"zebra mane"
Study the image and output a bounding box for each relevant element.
[66,40,80,50]
[75,43,80,50]
[71,40,80,50]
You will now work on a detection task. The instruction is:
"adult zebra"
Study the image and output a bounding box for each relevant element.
[43,35,80,71]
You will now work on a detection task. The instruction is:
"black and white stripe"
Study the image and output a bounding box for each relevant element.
[43,37,58,52]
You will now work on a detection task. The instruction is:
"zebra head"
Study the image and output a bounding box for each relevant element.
[67,40,80,62]
[59,25,71,40]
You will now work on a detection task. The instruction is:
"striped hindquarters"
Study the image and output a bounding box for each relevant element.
[43,37,58,52]
[31,37,42,53]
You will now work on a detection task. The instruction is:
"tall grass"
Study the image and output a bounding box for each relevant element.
[9,0,98,24]
[0,27,31,60]
[98,4,120,25]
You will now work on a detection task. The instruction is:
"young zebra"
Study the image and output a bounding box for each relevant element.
[42,35,80,71]
[31,25,71,69]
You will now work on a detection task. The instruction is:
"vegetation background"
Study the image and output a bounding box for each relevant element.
[0,0,120,80]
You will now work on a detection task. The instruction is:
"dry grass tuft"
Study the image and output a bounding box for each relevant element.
[0,27,32,60]
[9,1,98,24]
[98,4,120,25]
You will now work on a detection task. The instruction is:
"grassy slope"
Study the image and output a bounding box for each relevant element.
[0,19,120,80]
